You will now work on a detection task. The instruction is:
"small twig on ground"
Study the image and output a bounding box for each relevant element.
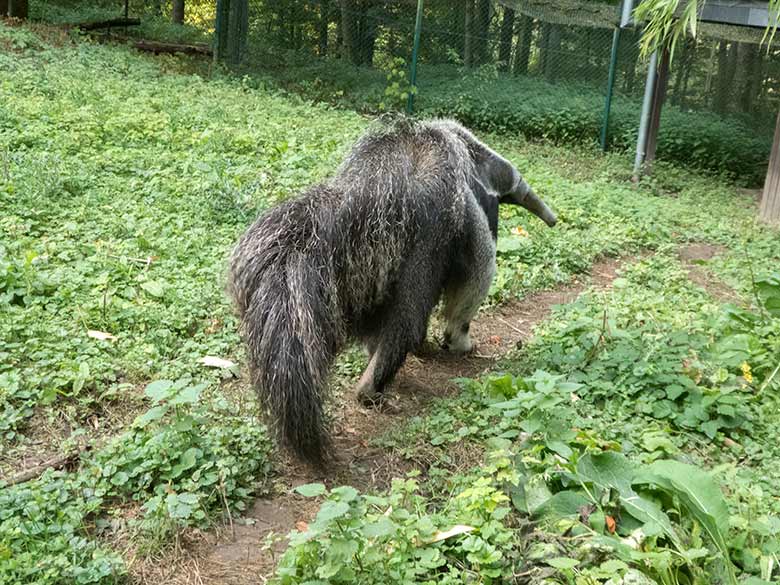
[219,478,236,541]
[743,239,770,321]
[759,361,780,395]
[107,253,154,267]
[495,315,525,335]
[584,307,610,365]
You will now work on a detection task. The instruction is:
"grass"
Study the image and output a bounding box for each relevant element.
[1,18,780,585]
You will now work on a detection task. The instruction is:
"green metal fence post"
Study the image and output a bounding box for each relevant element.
[406,0,424,114]
[600,27,621,151]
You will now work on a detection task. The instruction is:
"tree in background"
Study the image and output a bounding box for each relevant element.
[215,0,248,64]
[512,14,533,75]
[340,0,378,66]
[173,0,185,24]
[635,0,780,225]
[497,4,514,70]
[2,0,28,18]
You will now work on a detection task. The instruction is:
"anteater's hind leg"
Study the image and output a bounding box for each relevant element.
[356,251,444,407]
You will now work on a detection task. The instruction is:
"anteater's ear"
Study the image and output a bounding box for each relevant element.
[469,176,498,240]
[479,151,517,196]
[450,120,557,227]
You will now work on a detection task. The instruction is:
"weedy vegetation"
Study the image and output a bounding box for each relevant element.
[1,18,780,585]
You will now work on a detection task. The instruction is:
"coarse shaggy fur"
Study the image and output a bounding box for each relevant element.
[228,118,556,465]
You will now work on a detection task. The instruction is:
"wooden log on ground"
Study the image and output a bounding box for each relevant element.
[3,451,80,486]
[78,17,141,31]
[133,39,212,57]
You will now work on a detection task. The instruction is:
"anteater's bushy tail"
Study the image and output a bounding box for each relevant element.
[228,193,340,465]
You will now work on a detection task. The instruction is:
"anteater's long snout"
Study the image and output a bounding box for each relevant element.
[521,187,557,227]
[505,180,557,227]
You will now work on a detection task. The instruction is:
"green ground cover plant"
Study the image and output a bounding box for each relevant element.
[242,54,772,185]
[2,19,780,584]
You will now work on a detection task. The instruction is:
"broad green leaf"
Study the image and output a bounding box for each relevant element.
[110,471,129,486]
[140,280,166,298]
[525,475,554,516]
[171,447,201,478]
[576,451,634,496]
[496,236,523,253]
[636,459,736,584]
[313,501,351,525]
[144,380,174,403]
[713,334,752,367]
[546,439,573,458]
[331,486,359,502]
[362,517,397,538]
[546,557,579,569]
[533,490,590,520]
[134,405,167,427]
[756,273,780,317]
[620,493,680,547]
[294,483,327,497]
[169,383,205,405]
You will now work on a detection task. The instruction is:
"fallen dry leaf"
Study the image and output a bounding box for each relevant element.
[605,515,617,534]
[200,356,237,369]
[422,525,475,545]
[295,520,308,531]
[487,335,502,345]
[87,330,116,341]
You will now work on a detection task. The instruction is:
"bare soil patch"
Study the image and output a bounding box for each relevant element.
[678,243,739,303]
[128,254,637,585]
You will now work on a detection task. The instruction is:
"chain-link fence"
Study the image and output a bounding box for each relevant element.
[29,0,780,184]
[229,0,780,184]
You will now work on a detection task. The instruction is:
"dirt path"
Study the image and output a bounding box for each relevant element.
[128,255,635,585]
[678,243,738,303]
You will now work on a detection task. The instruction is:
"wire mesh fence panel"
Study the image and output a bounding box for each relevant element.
[608,21,780,184]
[410,0,618,147]
[239,1,417,111]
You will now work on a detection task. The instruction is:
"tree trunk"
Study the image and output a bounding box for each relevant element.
[512,15,533,75]
[537,22,551,75]
[714,41,737,113]
[739,43,759,113]
[336,16,343,58]
[340,0,360,65]
[644,48,671,171]
[172,0,185,24]
[497,6,515,71]
[760,112,780,225]
[671,38,695,107]
[318,0,329,57]
[464,0,474,67]
[1,0,9,16]
[8,0,27,18]
[473,0,491,65]
[545,24,561,82]
[226,0,248,64]
[214,0,230,62]
[358,4,377,66]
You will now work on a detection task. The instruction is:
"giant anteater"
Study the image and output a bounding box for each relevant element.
[228,118,557,465]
